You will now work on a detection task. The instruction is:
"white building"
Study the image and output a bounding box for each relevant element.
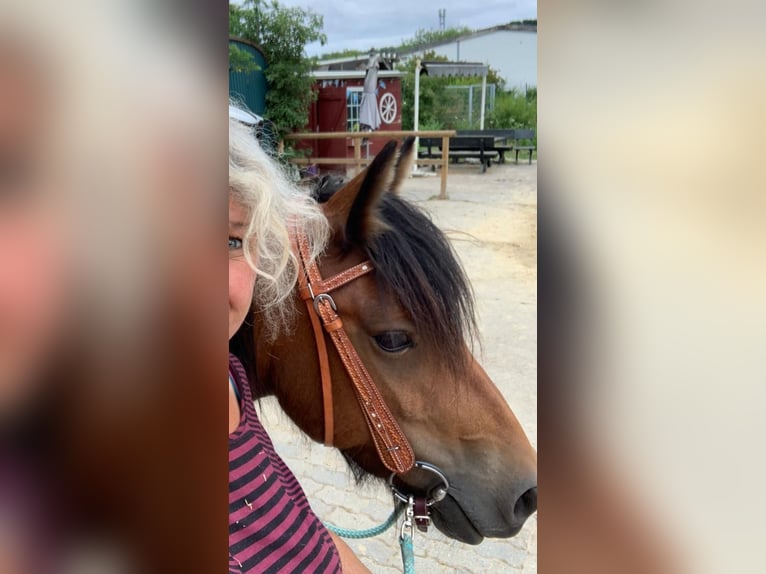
[404,23,537,92]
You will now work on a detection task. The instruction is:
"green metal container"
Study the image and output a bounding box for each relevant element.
[229,38,267,117]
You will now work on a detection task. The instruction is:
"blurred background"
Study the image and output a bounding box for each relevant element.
[0,1,228,572]
[540,0,766,572]
[3,0,766,572]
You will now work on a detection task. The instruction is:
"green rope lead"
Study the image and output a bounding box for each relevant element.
[324,507,399,539]
[400,534,416,574]
[325,505,415,573]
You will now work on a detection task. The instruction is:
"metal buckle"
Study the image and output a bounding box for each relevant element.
[313,292,337,314]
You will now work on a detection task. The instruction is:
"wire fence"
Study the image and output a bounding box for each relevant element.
[437,83,497,129]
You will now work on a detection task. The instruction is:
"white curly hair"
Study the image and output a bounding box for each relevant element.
[229,106,328,338]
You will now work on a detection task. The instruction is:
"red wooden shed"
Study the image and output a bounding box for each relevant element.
[298,69,403,172]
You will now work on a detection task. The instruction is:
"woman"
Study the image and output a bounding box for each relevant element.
[228,109,370,573]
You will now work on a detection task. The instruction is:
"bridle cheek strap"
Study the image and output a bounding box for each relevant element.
[296,265,334,445]
[294,230,416,475]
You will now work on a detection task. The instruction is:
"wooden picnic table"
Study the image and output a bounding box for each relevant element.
[419,135,501,173]
[421,129,536,167]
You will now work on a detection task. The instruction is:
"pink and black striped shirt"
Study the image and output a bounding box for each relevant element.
[229,355,341,573]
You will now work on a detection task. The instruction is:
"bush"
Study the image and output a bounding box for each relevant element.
[485,88,537,133]
[418,119,445,131]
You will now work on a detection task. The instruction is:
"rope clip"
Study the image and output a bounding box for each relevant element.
[400,496,415,542]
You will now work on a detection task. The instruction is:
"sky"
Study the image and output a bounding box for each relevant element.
[249,0,536,56]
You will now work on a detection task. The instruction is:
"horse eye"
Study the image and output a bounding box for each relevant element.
[374,331,413,353]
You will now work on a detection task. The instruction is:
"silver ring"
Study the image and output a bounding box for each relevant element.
[388,461,450,506]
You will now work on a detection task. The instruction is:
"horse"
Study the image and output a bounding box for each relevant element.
[242,138,537,544]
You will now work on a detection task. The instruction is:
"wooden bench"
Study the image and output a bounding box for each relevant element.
[456,129,515,163]
[419,136,499,173]
[511,129,536,164]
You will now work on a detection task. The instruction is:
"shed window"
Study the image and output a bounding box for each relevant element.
[346,87,363,131]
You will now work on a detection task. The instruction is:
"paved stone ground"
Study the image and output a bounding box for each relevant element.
[258,161,537,573]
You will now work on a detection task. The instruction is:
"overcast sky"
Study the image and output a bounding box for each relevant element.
[263,0,537,56]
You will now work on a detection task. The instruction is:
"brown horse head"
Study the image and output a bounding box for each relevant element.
[254,139,537,544]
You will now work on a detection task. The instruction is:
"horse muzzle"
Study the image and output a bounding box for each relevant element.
[387,460,537,543]
[431,479,537,544]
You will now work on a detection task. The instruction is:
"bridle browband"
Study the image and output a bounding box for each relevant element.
[293,227,416,475]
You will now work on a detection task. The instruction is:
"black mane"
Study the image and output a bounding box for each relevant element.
[310,175,477,372]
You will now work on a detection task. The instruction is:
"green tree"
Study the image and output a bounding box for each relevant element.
[399,53,447,130]
[440,66,505,91]
[319,48,365,60]
[396,26,472,52]
[318,26,472,61]
[229,44,259,74]
[229,0,326,137]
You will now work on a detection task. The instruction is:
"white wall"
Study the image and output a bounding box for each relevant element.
[427,30,537,91]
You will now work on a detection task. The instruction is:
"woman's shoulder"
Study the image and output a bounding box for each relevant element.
[228,353,252,404]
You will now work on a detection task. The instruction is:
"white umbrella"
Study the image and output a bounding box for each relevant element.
[359,54,381,131]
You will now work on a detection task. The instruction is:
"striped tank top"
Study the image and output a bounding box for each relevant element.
[229,354,341,573]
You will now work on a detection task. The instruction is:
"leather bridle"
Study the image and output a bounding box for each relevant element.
[292,225,454,532]
[293,227,416,475]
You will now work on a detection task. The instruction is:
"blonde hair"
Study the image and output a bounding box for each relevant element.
[229,110,328,337]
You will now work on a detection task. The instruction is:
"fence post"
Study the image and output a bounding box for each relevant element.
[413,60,421,174]
[439,135,449,199]
[468,87,473,128]
[480,73,487,130]
[353,137,361,176]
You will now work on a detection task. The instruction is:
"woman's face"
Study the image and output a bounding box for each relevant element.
[0,45,69,411]
[228,197,256,340]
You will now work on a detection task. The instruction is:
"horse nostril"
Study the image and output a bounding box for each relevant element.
[514,486,537,522]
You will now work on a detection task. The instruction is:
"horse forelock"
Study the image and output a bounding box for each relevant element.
[371,194,478,373]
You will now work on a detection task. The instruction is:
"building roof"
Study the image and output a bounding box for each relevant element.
[317,55,366,67]
[401,22,537,55]
[316,21,537,67]
[420,61,488,77]
[311,69,403,80]
[315,53,399,72]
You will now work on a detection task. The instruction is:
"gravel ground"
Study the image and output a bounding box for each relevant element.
[258,160,537,573]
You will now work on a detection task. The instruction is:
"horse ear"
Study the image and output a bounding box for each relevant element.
[390,136,415,195]
[324,140,398,245]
